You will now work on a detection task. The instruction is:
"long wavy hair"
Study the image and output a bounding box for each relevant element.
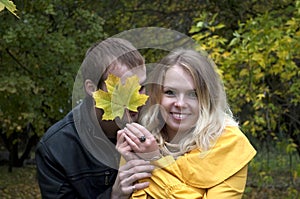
[139,49,238,158]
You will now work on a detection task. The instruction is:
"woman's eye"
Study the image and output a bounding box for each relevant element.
[188,90,197,98]
[164,90,175,96]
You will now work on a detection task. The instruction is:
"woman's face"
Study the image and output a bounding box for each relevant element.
[160,65,199,140]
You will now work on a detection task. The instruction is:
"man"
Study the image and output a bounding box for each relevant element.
[35,38,154,199]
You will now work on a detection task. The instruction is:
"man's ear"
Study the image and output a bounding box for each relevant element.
[85,79,97,96]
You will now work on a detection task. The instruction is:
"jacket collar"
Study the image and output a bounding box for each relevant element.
[73,97,120,169]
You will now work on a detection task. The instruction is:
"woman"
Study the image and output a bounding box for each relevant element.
[117,49,256,198]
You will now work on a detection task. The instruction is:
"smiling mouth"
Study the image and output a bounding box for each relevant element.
[171,112,190,120]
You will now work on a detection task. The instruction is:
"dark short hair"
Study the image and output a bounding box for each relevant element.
[81,38,144,88]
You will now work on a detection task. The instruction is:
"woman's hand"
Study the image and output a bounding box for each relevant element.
[116,129,138,161]
[123,123,160,161]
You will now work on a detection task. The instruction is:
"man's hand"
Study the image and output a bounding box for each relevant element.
[111,159,155,199]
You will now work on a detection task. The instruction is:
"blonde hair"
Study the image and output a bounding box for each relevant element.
[140,49,237,158]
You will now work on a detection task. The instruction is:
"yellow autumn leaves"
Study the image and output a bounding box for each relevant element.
[0,0,19,18]
[93,74,149,120]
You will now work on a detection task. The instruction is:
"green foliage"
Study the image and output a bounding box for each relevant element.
[95,0,206,35]
[0,0,106,165]
[223,9,300,142]
[190,0,300,196]
[191,0,300,146]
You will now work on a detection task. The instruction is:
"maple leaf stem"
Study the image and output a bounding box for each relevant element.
[125,109,132,123]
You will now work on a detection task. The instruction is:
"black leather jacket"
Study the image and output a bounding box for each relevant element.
[35,99,119,199]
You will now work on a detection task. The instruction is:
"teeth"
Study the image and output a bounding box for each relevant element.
[173,113,185,119]
[174,114,182,118]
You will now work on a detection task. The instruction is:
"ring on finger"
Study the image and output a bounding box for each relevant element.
[139,135,146,143]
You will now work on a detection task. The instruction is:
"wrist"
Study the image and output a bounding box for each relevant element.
[147,154,162,161]
[111,188,126,199]
[111,179,124,199]
[137,150,162,161]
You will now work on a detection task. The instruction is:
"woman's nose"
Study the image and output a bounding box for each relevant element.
[174,95,186,107]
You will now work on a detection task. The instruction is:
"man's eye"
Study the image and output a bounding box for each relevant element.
[139,86,145,93]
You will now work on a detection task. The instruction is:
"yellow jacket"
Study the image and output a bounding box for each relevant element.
[131,126,256,199]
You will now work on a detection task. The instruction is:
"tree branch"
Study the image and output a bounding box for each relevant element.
[5,48,33,75]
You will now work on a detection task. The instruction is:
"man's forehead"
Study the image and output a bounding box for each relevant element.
[107,64,146,84]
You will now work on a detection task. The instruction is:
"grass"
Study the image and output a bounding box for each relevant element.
[242,143,300,199]
[0,165,41,199]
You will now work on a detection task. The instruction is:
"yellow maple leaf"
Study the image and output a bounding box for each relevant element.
[0,0,19,18]
[93,74,149,120]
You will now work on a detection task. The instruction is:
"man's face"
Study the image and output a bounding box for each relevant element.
[100,64,147,123]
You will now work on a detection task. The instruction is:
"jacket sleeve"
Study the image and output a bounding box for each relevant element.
[96,187,112,199]
[204,165,248,199]
[35,141,78,199]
